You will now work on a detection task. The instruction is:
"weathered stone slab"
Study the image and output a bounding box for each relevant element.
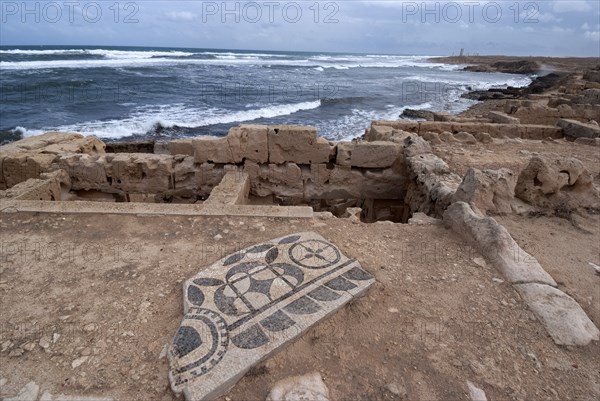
[227,125,269,163]
[514,283,599,346]
[488,111,520,125]
[443,202,557,286]
[168,139,194,156]
[204,171,249,206]
[336,141,400,168]
[559,119,600,139]
[268,126,334,164]
[193,136,233,164]
[168,232,374,400]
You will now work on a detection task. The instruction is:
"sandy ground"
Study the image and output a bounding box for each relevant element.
[1,211,599,401]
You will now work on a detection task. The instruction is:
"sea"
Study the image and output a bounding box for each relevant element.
[0,45,533,144]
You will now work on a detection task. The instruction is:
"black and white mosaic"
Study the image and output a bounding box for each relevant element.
[168,232,375,401]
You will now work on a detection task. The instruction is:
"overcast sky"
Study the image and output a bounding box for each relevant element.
[1,0,599,56]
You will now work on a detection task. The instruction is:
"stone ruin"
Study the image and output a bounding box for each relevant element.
[1,85,600,400]
[2,114,598,222]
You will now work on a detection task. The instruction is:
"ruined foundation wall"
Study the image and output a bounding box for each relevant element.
[0,127,409,204]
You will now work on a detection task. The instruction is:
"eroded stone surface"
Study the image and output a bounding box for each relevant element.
[266,372,330,401]
[443,202,557,286]
[514,283,600,346]
[168,232,374,401]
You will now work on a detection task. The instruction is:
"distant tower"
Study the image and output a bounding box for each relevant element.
[459,48,465,57]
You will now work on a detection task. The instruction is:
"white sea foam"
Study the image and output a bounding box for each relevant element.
[17,100,322,139]
[0,49,460,71]
[320,102,432,141]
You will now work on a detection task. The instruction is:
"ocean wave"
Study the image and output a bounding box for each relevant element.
[17,100,322,139]
[319,102,432,141]
[404,74,533,90]
[0,49,461,71]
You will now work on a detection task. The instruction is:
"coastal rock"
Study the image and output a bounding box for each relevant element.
[266,372,330,401]
[515,155,599,209]
[515,283,600,346]
[452,168,517,214]
[400,108,434,120]
[454,132,477,144]
[336,141,401,168]
[474,132,493,144]
[421,132,443,145]
[443,202,557,286]
[268,126,335,164]
[439,131,457,143]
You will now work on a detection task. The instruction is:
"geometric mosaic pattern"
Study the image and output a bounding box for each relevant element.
[168,232,375,401]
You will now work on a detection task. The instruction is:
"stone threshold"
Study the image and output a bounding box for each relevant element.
[0,200,314,218]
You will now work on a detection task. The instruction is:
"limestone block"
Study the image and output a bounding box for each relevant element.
[227,125,269,163]
[2,153,57,188]
[515,283,599,346]
[302,164,406,200]
[488,111,520,124]
[559,119,600,139]
[402,135,432,157]
[40,134,105,155]
[168,232,374,401]
[173,156,197,190]
[204,171,250,206]
[106,154,173,193]
[371,120,419,133]
[443,202,557,286]
[193,136,233,164]
[195,163,226,197]
[574,88,600,105]
[268,126,334,164]
[521,125,562,140]
[0,175,62,201]
[336,141,401,168]
[453,168,518,214]
[168,139,194,156]
[245,161,303,198]
[57,154,108,190]
[404,153,461,216]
